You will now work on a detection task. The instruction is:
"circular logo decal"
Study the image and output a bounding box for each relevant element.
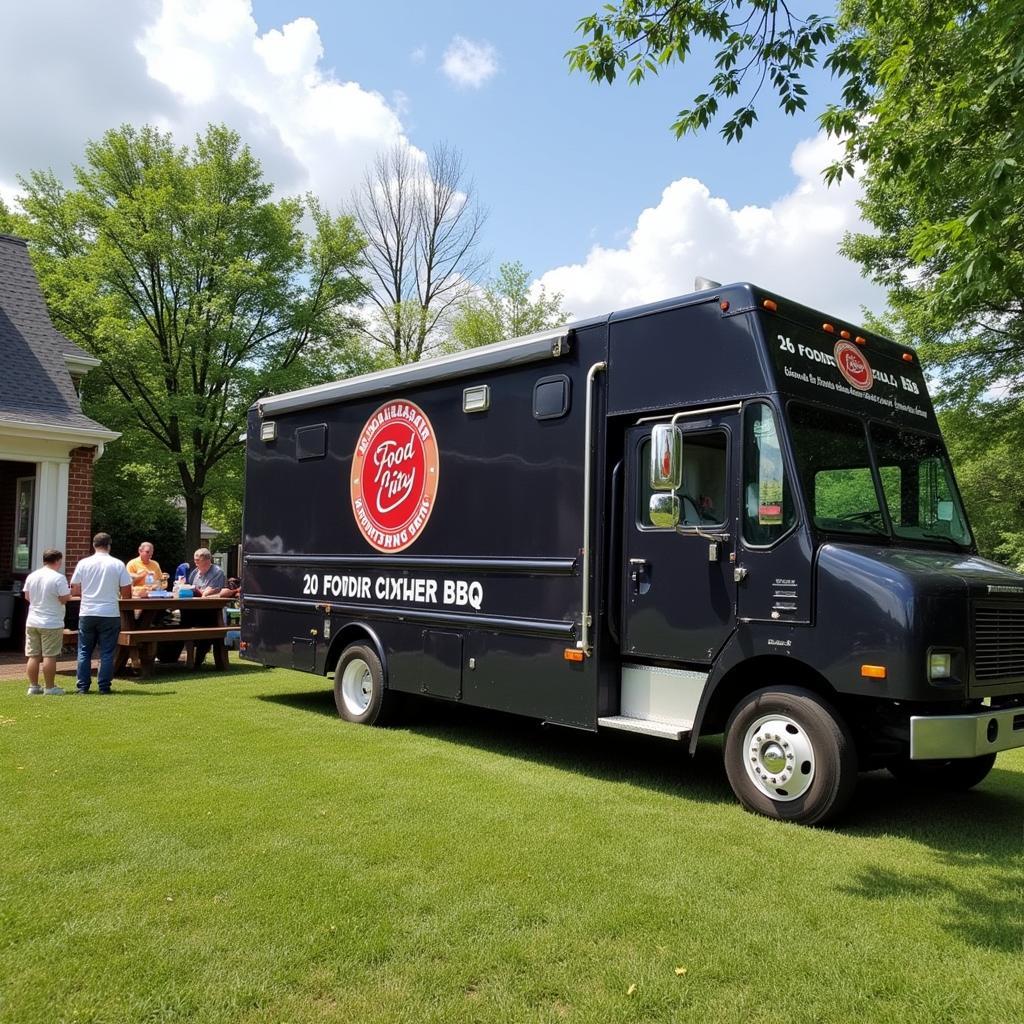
[351,400,439,552]
[834,340,873,391]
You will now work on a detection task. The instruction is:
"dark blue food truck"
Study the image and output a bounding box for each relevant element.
[241,282,1024,824]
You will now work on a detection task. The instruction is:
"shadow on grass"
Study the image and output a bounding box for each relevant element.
[261,687,1022,951]
[262,688,1023,829]
[839,768,1024,952]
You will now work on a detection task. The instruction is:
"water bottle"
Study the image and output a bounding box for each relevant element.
[145,572,154,589]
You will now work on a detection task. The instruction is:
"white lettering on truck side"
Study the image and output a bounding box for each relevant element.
[303,573,480,610]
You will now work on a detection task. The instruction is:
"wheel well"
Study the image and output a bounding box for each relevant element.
[323,623,387,681]
[698,656,838,738]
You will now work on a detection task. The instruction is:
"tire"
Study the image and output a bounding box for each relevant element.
[887,752,996,791]
[332,643,396,725]
[724,686,858,826]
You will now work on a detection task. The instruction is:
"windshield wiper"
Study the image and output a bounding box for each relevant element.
[915,531,966,549]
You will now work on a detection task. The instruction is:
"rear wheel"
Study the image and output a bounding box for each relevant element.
[887,752,996,791]
[332,643,396,725]
[724,686,857,826]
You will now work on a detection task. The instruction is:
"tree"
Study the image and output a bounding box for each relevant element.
[0,196,15,233]
[568,2,1024,322]
[569,2,1024,552]
[13,124,367,553]
[351,143,487,363]
[449,261,571,349]
[567,2,837,143]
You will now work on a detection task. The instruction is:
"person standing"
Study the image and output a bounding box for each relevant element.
[23,548,72,696]
[126,541,163,590]
[70,533,131,694]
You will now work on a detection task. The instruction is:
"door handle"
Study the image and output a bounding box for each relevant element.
[629,558,650,594]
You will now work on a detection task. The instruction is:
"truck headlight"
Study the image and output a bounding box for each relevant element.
[929,652,952,680]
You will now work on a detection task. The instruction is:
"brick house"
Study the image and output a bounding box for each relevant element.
[0,233,118,640]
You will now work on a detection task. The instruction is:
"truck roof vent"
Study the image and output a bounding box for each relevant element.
[694,276,722,291]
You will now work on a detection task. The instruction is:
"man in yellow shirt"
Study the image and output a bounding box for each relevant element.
[126,541,163,588]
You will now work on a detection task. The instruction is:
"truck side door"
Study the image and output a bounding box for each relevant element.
[622,416,738,663]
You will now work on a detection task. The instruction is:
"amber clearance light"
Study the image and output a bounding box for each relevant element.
[762,299,778,312]
[861,664,887,679]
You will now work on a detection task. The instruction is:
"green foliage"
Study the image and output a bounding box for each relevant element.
[839,1,1024,400]
[448,261,570,350]
[567,1,836,141]
[0,196,16,234]
[13,124,367,549]
[939,404,1024,569]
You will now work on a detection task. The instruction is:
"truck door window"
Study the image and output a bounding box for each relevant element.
[742,404,795,545]
[788,404,887,537]
[639,431,727,528]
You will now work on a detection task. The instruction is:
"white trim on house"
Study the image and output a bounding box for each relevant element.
[64,352,102,374]
[0,417,119,447]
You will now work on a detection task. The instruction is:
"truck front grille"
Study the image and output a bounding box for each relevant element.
[973,605,1024,682]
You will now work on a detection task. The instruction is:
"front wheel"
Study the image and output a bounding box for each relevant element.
[887,752,996,791]
[332,643,397,725]
[724,686,858,826]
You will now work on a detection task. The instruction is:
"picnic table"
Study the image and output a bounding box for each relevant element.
[64,597,234,678]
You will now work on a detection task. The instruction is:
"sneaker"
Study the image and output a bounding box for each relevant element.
[98,689,114,695]
[27,685,43,696]
[74,688,90,695]
[44,686,65,696]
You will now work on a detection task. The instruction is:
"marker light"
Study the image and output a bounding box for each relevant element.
[902,352,914,363]
[822,323,836,334]
[855,336,867,346]
[564,648,585,662]
[861,664,887,679]
[840,329,851,340]
[929,653,952,680]
[762,299,778,312]
[720,300,730,312]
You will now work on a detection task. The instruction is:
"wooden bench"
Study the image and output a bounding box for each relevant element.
[118,626,233,674]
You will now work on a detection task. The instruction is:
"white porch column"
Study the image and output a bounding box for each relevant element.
[31,458,70,567]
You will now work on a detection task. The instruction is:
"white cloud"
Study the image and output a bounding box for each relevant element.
[440,36,498,89]
[0,0,413,210]
[537,135,884,324]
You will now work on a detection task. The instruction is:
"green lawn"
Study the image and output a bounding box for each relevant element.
[1,661,1021,1024]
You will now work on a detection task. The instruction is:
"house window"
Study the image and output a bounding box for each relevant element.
[13,476,35,572]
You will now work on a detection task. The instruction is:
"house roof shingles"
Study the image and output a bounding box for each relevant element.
[0,233,110,434]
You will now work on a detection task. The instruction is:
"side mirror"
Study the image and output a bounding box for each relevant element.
[650,423,683,491]
[649,492,681,529]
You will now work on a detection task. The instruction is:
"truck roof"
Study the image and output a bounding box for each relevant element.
[255,282,894,418]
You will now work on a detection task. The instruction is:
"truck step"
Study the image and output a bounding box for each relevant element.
[598,715,692,741]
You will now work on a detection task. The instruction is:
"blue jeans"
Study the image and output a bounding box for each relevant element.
[77,616,120,693]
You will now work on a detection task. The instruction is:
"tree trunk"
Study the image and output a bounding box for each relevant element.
[183,491,204,561]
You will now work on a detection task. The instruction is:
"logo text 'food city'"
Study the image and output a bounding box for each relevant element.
[351,400,439,552]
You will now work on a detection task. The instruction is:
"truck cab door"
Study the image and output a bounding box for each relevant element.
[622,416,738,664]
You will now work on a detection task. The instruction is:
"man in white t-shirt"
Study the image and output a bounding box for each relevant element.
[23,548,72,696]
[70,532,132,694]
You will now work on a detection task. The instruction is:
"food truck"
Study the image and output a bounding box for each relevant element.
[241,282,1024,824]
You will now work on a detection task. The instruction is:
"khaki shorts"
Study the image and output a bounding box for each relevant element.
[25,626,65,658]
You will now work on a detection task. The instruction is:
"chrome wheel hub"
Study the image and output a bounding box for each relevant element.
[743,713,816,802]
[341,657,373,717]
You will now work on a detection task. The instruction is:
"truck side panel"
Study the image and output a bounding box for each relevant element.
[241,326,609,729]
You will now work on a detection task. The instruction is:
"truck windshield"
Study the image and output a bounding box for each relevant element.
[788,403,972,548]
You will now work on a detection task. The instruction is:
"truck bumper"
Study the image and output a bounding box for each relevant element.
[910,706,1024,760]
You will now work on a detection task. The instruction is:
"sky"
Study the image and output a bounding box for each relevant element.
[0,0,885,324]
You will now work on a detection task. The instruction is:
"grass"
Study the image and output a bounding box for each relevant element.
[0,660,1021,1024]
